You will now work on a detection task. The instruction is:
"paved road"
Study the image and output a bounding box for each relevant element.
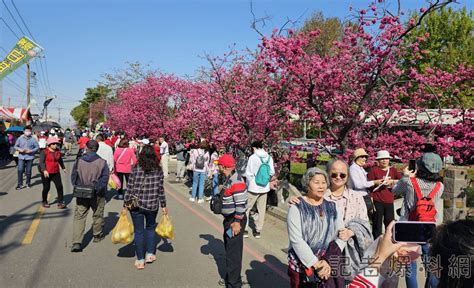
[0,151,429,288]
[0,154,290,288]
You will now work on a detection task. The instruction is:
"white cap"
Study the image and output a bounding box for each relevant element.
[40,131,45,135]
[375,150,392,160]
[141,138,150,145]
[82,133,87,137]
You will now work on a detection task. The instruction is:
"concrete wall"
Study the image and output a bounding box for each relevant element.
[442,166,471,221]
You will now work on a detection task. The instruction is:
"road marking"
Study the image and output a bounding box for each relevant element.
[165,183,290,282]
[22,194,51,245]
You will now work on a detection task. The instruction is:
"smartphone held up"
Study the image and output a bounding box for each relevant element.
[392,221,436,244]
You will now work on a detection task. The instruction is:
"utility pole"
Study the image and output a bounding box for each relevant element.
[8,96,11,107]
[26,62,31,108]
[57,105,62,123]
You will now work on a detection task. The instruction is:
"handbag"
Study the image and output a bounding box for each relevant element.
[73,186,95,199]
[124,193,139,210]
[124,173,146,210]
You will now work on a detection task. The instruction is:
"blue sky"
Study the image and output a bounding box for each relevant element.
[1,0,472,126]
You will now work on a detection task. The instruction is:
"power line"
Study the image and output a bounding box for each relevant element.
[34,60,49,96]
[1,0,25,35]
[42,56,52,94]
[3,77,26,94]
[10,0,53,95]
[3,0,54,97]
[0,17,20,39]
[10,0,36,41]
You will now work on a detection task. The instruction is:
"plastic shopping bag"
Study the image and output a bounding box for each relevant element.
[108,176,117,190]
[110,173,122,190]
[156,214,174,240]
[111,210,134,244]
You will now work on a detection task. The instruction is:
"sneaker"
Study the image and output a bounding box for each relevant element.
[189,197,195,202]
[254,231,261,239]
[218,279,225,286]
[71,243,82,252]
[197,199,204,204]
[16,186,22,190]
[205,196,213,201]
[57,203,66,209]
[243,231,249,238]
[42,202,50,208]
[25,185,31,189]
[117,194,124,200]
[93,233,105,243]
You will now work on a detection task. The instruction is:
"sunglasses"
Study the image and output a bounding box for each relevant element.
[331,173,347,179]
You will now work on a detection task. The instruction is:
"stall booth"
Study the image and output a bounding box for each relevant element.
[0,107,31,129]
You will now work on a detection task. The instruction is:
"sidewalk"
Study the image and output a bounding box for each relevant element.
[165,159,290,261]
[165,159,428,288]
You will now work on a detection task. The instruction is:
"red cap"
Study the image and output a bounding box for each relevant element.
[217,154,236,168]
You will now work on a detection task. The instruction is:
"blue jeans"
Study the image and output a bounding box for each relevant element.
[212,173,219,196]
[130,209,158,261]
[405,243,440,288]
[191,171,206,200]
[17,158,33,187]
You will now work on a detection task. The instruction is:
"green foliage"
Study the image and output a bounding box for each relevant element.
[299,12,344,56]
[70,85,110,127]
[403,7,474,108]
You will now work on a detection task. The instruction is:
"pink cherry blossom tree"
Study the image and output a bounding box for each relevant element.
[258,0,472,162]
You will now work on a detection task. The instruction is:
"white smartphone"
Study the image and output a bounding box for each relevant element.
[392,221,436,244]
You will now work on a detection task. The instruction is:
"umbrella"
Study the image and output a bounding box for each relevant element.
[33,121,61,132]
[42,121,61,129]
[6,126,24,132]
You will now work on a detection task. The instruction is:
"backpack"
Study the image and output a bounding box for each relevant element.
[195,150,206,170]
[255,156,271,187]
[408,177,441,222]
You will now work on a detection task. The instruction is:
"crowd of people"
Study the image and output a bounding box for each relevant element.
[1,125,472,288]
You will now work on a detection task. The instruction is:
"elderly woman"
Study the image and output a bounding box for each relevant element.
[349,148,384,216]
[287,167,345,288]
[289,161,373,284]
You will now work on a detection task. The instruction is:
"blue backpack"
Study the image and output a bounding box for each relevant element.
[255,156,271,187]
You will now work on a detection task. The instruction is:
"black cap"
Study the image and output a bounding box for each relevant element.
[86,140,99,152]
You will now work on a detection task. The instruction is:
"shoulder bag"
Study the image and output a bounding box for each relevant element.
[124,172,147,210]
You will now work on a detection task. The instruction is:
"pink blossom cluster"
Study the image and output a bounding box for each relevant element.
[107,0,473,164]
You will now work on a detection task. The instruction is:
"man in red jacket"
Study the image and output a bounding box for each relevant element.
[368,150,401,239]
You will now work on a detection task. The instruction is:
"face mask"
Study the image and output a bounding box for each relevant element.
[24,131,32,136]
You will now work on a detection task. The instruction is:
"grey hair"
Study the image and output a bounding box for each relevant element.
[301,167,329,193]
[326,159,352,188]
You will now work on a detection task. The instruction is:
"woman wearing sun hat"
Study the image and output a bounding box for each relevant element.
[39,137,67,208]
[367,150,401,239]
[349,148,384,216]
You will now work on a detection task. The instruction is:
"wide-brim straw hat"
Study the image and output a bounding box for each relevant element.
[352,148,369,160]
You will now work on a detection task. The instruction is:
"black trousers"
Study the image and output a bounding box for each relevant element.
[223,214,247,288]
[116,172,130,195]
[372,201,395,239]
[41,172,64,203]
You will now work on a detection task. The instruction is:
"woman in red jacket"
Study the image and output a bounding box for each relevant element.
[39,137,67,208]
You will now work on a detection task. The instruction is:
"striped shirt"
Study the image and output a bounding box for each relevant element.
[221,172,248,220]
[125,166,167,211]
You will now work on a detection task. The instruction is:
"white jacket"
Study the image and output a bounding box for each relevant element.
[97,141,114,172]
[245,149,275,193]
